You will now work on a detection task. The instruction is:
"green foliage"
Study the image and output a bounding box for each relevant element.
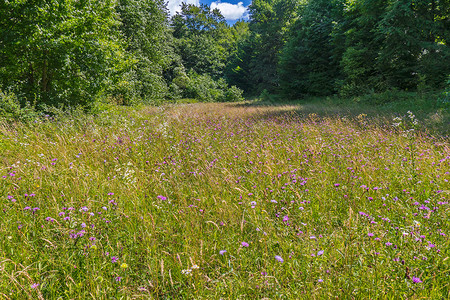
[183,72,243,102]
[437,76,450,109]
[224,85,245,102]
[243,0,301,94]
[167,66,243,102]
[0,90,38,122]
[279,0,345,98]
[0,0,128,108]
[224,22,254,93]
[115,0,171,104]
[171,4,229,78]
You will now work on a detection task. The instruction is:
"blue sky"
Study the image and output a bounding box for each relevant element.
[167,0,252,22]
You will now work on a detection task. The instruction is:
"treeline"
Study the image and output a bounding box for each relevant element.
[1,0,449,112]
[230,0,450,98]
[0,0,245,112]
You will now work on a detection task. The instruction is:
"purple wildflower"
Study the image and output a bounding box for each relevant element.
[275,255,284,262]
[412,277,422,283]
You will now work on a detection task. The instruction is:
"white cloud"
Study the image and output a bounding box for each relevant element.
[167,0,200,16]
[210,1,248,21]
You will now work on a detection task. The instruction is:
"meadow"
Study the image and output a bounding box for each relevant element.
[0,102,448,299]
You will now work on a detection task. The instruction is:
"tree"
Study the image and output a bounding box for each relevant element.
[245,0,301,94]
[279,0,345,98]
[171,4,228,78]
[377,0,450,89]
[0,0,128,108]
[337,0,389,95]
[115,0,171,103]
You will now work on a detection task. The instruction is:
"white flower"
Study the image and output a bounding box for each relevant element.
[181,269,192,275]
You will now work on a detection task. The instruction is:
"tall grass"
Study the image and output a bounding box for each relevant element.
[0,102,448,298]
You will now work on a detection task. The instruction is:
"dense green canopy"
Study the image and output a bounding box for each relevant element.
[1,0,448,108]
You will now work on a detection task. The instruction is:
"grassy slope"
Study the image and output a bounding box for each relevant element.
[0,101,449,299]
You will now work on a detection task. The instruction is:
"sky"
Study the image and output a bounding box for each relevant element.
[167,0,252,22]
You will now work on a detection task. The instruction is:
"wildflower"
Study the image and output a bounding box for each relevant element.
[241,242,249,247]
[191,264,199,269]
[219,250,227,255]
[368,233,374,237]
[111,256,118,263]
[81,223,86,228]
[120,263,128,269]
[115,276,122,282]
[385,242,393,246]
[317,250,324,256]
[318,279,324,283]
[412,277,422,283]
[31,283,39,289]
[181,269,192,275]
[275,255,284,263]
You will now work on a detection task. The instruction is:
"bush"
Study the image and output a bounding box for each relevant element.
[0,90,39,122]
[169,71,244,102]
[184,72,226,101]
[438,76,449,109]
[224,85,244,102]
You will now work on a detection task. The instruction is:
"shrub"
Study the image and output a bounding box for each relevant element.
[0,90,38,122]
[224,85,244,102]
[438,76,449,109]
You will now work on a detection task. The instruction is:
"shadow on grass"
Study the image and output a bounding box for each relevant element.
[225,95,449,137]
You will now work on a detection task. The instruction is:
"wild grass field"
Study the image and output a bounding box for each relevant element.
[0,102,449,299]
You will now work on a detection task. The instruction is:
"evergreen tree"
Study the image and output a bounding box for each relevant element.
[245,0,301,94]
[279,0,345,98]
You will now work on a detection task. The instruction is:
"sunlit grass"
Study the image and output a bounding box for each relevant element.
[0,102,448,298]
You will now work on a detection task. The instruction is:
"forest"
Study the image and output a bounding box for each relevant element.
[1,0,449,114]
